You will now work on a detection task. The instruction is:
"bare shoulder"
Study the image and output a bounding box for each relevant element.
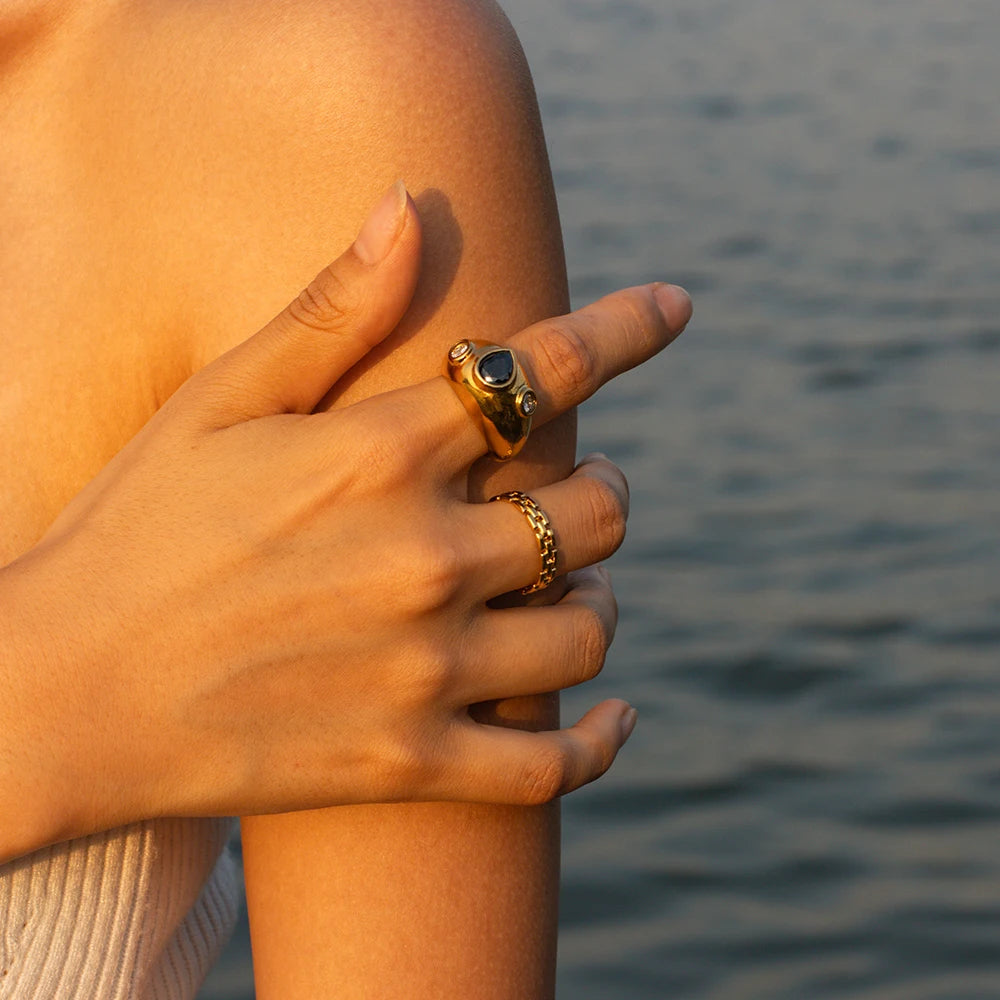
[211,0,531,88]
[139,0,535,136]
[0,0,565,549]
[111,0,563,374]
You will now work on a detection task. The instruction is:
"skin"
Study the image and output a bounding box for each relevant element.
[0,0,691,996]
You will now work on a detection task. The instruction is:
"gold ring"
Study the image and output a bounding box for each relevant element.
[446,340,537,460]
[489,490,558,594]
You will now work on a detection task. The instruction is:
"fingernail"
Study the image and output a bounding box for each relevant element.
[652,283,693,330]
[580,451,609,465]
[597,564,612,584]
[620,706,638,742]
[353,180,408,265]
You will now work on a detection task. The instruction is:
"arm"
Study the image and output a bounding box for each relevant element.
[0,0,689,884]
[233,2,579,996]
[0,183,681,866]
[0,182,683,864]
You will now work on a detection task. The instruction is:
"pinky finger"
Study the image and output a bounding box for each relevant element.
[439,699,639,806]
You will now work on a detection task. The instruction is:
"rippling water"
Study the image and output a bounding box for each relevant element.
[202,1,1000,996]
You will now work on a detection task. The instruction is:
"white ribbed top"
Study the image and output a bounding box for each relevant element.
[0,818,239,1000]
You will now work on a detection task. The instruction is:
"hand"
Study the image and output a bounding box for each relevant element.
[1,184,691,856]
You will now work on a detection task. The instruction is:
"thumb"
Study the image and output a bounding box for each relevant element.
[193,181,421,424]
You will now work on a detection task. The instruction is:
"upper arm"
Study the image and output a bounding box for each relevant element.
[155,2,574,995]
[159,0,570,389]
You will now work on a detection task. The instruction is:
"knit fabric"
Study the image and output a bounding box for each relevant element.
[0,818,239,1000]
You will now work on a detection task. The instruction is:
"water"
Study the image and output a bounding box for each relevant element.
[201,1,1000,996]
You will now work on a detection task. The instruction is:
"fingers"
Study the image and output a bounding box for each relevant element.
[455,565,618,703]
[188,181,422,426]
[372,281,692,469]
[464,454,629,599]
[436,699,638,806]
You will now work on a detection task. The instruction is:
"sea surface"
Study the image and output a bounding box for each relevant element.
[200,1,1000,997]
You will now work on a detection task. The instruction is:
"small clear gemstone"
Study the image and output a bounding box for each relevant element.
[477,349,515,387]
[449,340,471,362]
[519,390,537,415]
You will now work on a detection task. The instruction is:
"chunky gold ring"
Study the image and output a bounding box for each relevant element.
[489,490,558,594]
[446,340,537,460]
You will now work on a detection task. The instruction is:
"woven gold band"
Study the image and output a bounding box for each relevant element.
[489,490,558,595]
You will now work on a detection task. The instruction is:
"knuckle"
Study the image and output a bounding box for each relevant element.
[287,266,356,333]
[533,322,596,400]
[339,403,431,485]
[584,476,628,554]
[175,362,254,427]
[369,733,439,801]
[398,640,455,705]
[395,535,465,614]
[517,746,569,806]
[334,415,415,489]
[349,427,407,481]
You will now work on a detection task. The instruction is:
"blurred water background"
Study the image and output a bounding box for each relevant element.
[201,0,1000,996]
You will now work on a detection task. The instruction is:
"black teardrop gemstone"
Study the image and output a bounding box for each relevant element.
[477,349,515,387]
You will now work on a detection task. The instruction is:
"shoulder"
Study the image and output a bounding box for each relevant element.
[140,0,535,128]
[115,0,561,372]
[179,0,546,200]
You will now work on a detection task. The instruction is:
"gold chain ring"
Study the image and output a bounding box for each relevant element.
[489,490,558,594]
